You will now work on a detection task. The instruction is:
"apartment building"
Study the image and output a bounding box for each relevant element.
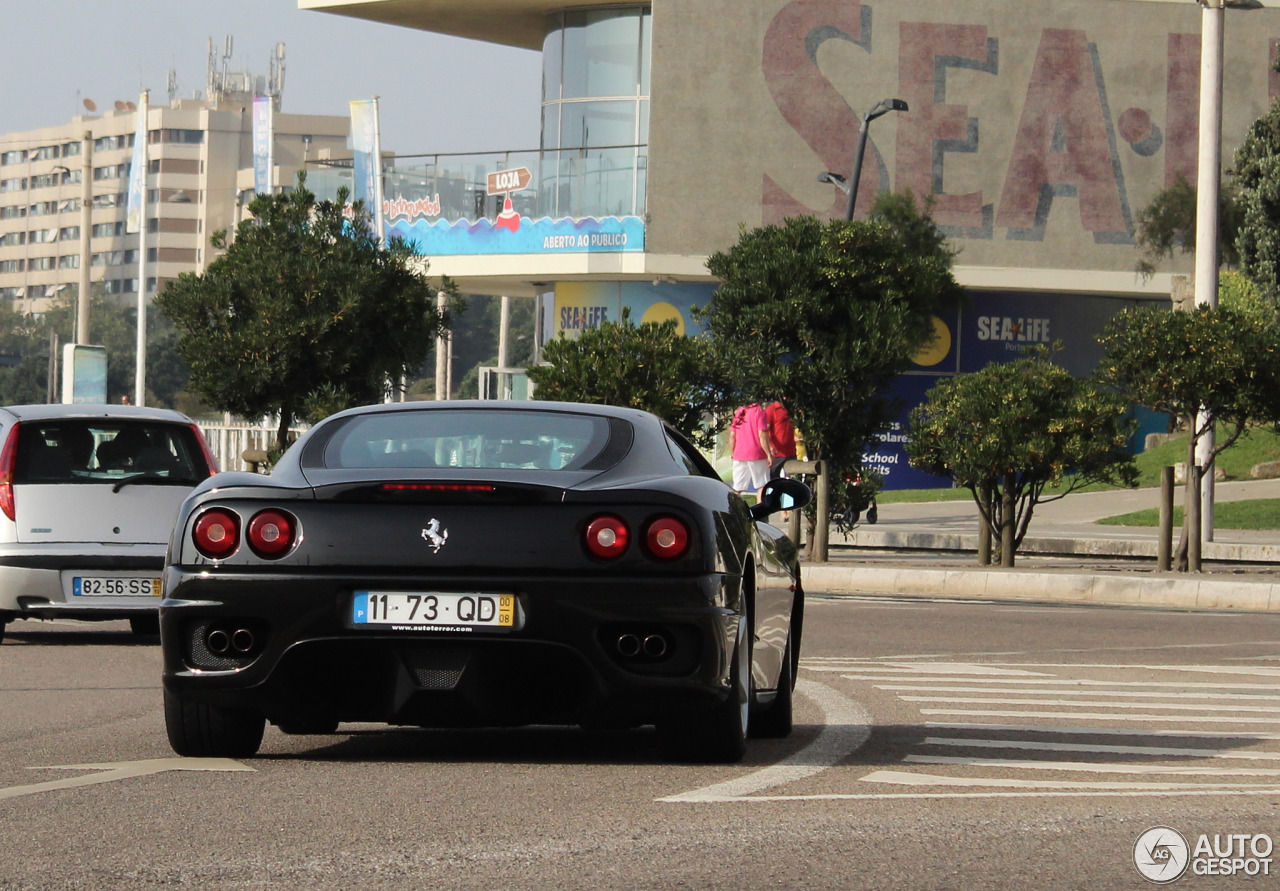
[0,93,349,315]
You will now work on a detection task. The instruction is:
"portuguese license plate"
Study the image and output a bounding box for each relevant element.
[352,592,515,629]
[73,577,162,597]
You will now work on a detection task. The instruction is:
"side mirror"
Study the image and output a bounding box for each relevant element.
[749,477,813,521]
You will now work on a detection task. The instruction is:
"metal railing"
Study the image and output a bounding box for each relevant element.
[305,144,648,225]
[195,419,307,472]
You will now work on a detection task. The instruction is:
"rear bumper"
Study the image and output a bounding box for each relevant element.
[161,567,743,729]
[0,545,166,619]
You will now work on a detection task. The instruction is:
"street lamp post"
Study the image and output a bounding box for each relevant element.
[842,98,908,221]
[75,131,92,346]
[1191,0,1261,549]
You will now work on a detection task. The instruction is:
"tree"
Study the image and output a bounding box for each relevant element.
[1233,100,1280,307]
[907,351,1138,566]
[702,196,961,486]
[1097,303,1280,569]
[1134,174,1241,279]
[0,292,189,407]
[156,177,453,449]
[527,309,729,447]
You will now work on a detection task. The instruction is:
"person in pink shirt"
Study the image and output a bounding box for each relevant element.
[729,402,771,494]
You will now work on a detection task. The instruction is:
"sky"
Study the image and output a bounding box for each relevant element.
[0,0,544,155]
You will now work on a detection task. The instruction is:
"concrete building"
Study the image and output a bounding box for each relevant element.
[298,0,1280,487]
[0,87,349,316]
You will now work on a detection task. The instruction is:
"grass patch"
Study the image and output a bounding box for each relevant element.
[1117,424,1280,489]
[879,425,1280,505]
[877,487,972,504]
[1098,498,1280,530]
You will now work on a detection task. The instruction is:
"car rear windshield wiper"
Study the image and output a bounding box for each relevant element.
[112,473,201,493]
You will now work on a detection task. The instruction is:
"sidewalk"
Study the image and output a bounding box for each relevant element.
[801,479,1280,612]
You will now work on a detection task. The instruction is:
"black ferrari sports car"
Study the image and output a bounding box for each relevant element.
[160,401,810,763]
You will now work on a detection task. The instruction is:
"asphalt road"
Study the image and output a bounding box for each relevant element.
[3,595,1280,889]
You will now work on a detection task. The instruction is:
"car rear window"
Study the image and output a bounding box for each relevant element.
[14,420,210,484]
[316,409,615,472]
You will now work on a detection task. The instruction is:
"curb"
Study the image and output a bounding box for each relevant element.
[802,563,1280,612]
[838,529,1280,563]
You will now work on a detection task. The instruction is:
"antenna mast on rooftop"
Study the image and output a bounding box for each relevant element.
[269,42,287,99]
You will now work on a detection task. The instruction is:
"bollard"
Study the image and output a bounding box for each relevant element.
[1158,466,1174,571]
[782,459,826,562]
[242,448,269,474]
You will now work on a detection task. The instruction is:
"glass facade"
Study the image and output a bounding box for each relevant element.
[541,6,650,219]
[302,6,652,256]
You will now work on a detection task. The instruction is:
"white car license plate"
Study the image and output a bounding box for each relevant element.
[73,576,162,597]
[352,592,515,629]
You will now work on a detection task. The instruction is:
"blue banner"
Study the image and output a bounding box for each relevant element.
[349,99,378,209]
[252,97,273,196]
[125,93,148,234]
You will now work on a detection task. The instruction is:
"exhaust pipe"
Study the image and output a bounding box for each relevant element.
[642,634,668,658]
[206,628,230,654]
[616,633,641,658]
[231,628,255,653]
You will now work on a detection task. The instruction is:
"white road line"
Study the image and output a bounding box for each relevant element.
[725,787,1280,802]
[882,684,1280,698]
[920,709,1280,724]
[902,696,1280,713]
[0,759,253,801]
[982,663,1280,677]
[925,722,1280,740]
[905,755,1280,777]
[859,769,1270,791]
[920,735,1280,760]
[657,679,870,804]
[846,676,1280,688]
[805,663,1055,677]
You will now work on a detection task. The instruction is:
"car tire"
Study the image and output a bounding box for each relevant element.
[129,615,160,637]
[0,620,6,645]
[660,612,750,764]
[164,689,265,758]
[749,630,793,739]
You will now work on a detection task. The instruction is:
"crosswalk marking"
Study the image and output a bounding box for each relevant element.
[883,685,1280,699]
[918,735,1280,760]
[919,708,1280,723]
[905,755,1280,777]
[925,722,1280,740]
[849,658,1280,799]
[902,696,1280,712]
[859,770,1272,791]
[666,657,1280,803]
[845,675,1280,688]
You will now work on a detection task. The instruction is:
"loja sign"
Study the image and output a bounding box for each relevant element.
[487,167,532,196]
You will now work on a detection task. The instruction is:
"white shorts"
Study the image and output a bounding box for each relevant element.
[732,459,770,493]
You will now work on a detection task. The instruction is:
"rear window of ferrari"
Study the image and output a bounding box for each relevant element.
[315,409,618,472]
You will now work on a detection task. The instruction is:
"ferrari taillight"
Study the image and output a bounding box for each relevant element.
[193,508,240,559]
[645,516,690,560]
[585,515,629,560]
[247,509,296,559]
[0,424,19,522]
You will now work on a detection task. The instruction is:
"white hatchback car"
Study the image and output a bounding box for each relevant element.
[0,404,218,642]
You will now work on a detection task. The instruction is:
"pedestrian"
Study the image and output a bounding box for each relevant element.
[765,400,796,479]
[728,402,771,494]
